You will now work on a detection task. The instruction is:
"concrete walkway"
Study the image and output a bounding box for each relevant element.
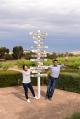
[0,86,80,119]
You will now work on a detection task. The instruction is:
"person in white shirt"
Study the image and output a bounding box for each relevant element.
[46,59,64,100]
[8,65,38,103]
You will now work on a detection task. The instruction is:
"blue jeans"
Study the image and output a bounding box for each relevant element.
[46,76,57,99]
[23,82,35,99]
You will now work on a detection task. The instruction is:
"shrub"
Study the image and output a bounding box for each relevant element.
[43,59,52,66]
[0,71,80,94]
[0,63,2,68]
[59,56,80,69]
[65,112,80,119]
[4,54,13,60]
[0,71,22,87]
[57,72,80,93]
[0,70,47,87]
[16,59,36,68]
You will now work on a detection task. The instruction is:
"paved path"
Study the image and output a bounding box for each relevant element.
[0,86,80,119]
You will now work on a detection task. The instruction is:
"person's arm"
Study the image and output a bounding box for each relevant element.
[58,60,65,69]
[8,68,22,73]
[60,64,64,69]
[45,66,52,76]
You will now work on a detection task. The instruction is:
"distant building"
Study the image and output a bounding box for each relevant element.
[24,50,31,54]
[70,51,80,55]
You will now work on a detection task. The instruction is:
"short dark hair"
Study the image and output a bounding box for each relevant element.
[23,65,30,70]
[53,59,58,61]
[53,59,58,63]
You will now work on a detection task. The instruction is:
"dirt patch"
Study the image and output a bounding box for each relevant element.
[0,86,80,119]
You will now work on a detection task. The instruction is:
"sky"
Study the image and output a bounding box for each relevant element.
[0,0,80,52]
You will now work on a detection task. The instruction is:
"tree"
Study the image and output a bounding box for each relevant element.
[4,54,13,60]
[13,46,23,59]
[23,51,36,60]
[47,52,57,59]
[5,48,9,54]
[0,47,9,59]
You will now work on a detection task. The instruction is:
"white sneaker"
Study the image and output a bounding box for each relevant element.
[34,96,39,100]
[27,99,31,103]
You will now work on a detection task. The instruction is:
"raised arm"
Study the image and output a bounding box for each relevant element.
[8,68,22,73]
[60,64,64,69]
[57,60,65,69]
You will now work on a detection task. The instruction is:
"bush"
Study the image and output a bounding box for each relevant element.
[0,71,80,94]
[59,56,80,69]
[0,62,14,71]
[0,71,22,87]
[16,59,36,68]
[0,63,2,68]
[4,54,13,60]
[43,59,52,66]
[65,112,80,119]
[57,72,80,93]
[0,70,47,87]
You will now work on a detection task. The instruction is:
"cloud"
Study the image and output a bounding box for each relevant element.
[0,0,80,51]
[0,1,80,28]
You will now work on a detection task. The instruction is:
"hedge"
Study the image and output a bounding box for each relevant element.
[0,70,45,87]
[65,112,80,119]
[0,71,22,87]
[0,71,80,94]
[57,72,80,93]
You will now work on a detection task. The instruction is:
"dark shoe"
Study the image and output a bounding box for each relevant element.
[48,97,52,101]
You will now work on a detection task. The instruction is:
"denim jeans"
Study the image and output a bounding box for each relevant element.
[23,82,35,99]
[46,76,57,99]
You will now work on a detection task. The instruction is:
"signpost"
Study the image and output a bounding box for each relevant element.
[29,30,48,98]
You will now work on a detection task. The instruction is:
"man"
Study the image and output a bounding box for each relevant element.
[46,59,64,100]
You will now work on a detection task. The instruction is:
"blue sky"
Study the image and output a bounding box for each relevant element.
[0,0,80,52]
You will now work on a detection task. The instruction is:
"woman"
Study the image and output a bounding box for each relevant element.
[8,65,38,103]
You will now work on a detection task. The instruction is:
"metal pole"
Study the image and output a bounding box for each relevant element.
[38,72,40,98]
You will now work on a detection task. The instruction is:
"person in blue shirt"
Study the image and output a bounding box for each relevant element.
[46,59,64,100]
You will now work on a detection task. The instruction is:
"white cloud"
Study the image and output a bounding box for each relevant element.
[0,0,80,37]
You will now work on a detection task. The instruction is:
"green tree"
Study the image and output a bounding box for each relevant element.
[47,52,57,59]
[0,47,9,59]
[23,51,36,60]
[13,46,23,59]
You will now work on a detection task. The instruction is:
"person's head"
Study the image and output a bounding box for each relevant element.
[53,59,58,66]
[23,65,30,71]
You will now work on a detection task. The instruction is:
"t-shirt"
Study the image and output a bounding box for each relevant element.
[49,64,64,78]
[22,69,31,83]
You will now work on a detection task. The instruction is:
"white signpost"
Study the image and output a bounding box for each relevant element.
[29,30,48,98]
